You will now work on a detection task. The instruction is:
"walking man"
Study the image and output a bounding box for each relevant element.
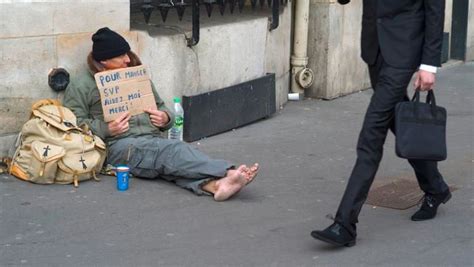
[311,0,451,247]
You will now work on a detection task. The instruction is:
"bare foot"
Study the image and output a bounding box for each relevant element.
[213,166,248,201]
[243,163,259,185]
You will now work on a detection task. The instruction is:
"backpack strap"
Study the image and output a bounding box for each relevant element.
[56,105,65,123]
[73,173,79,188]
[92,170,101,181]
[8,134,27,180]
[9,163,28,181]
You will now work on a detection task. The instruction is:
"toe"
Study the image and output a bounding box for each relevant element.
[236,164,247,173]
[251,163,259,172]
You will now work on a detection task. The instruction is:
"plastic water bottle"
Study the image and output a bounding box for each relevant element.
[168,97,184,141]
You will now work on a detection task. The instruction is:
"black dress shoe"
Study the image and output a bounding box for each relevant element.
[411,190,451,221]
[311,222,356,247]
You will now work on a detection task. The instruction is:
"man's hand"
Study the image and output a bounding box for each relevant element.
[108,112,131,136]
[145,108,170,128]
[414,70,436,91]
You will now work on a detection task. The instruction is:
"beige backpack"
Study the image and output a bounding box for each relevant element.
[9,99,106,187]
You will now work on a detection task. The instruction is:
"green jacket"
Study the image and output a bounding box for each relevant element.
[63,51,174,145]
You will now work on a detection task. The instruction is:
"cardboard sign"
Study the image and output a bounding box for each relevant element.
[94,65,157,122]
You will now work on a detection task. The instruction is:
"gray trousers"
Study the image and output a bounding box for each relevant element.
[107,135,234,195]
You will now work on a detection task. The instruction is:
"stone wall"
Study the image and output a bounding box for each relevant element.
[467,0,474,61]
[0,1,292,157]
[133,10,292,109]
[0,0,130,156]
[130,6,292,109]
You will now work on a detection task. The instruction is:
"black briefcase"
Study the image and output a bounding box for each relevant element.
[394,90,447,161]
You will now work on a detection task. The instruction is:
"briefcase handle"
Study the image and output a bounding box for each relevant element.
[411,89,437,118]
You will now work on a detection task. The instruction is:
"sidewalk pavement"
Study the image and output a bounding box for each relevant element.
[1,63,473,267]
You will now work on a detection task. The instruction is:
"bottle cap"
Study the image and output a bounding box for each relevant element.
[173,97,181,103]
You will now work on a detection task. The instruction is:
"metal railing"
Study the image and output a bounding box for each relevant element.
[131,0,289,46]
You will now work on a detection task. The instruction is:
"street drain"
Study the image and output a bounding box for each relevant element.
[366,178,457,210]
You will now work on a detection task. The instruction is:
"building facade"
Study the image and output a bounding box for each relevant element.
[0,0,292,156]
[1,0,473,157]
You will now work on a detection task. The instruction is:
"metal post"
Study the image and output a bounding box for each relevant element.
[188,0,200,46]
[269,0,280,31]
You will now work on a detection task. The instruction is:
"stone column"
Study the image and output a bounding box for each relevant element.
[467,0,474,61]
[306,0,370,99]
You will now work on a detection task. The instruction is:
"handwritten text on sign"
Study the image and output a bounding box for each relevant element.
[94,65,157,122]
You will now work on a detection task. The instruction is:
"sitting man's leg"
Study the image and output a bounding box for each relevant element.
[170,163,258,201]
[107,135,259,201]
[200,163,259,201]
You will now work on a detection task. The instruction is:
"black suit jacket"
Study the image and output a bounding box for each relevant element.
[361,0,445,68]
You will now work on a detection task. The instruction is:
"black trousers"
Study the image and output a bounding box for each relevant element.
[335,51,449,226]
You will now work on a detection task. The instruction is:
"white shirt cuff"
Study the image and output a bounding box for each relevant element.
[419,64,437,73]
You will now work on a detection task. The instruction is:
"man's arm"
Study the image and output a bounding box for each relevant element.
[419,64,437,73]
[63,81,111,139]
[149,82,175,131]
[415,0,445,91]
[421,0,446,67]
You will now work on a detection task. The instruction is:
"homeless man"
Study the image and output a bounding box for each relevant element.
[64,27,259,201]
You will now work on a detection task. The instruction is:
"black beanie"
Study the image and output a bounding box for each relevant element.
[92,27,131,61]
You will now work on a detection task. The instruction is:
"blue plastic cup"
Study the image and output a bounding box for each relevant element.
[116,165,130,191]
